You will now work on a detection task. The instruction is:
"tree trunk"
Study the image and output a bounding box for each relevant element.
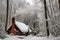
[43,0,49,37]
[58,0,60,9]
[5,0,9,32]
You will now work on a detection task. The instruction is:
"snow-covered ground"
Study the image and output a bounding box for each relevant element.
[0,39,2,40]
[0,34,60,40]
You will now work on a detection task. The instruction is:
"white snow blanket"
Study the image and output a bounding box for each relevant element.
[0,39,2,40]
[15,21,29,33]
[3,35,60,40]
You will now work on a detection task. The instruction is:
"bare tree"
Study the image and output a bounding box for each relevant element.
[5,0,9,32]
[58,0,60,9]
[43,0,49,37]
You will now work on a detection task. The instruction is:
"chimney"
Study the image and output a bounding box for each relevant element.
[11,17,16,35]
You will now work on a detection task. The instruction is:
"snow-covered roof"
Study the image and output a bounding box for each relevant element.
[7,21,29,33]
[15,21,29,33]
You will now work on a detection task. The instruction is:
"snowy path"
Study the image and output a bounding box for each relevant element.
[0,39,2,40]
[2,35,60,40]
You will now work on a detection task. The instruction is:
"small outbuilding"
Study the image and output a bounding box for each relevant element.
[7,17,32,36]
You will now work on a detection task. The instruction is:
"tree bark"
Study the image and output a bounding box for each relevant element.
[5,0,9,32]
[43,0,49,37]
[58,0,60,9]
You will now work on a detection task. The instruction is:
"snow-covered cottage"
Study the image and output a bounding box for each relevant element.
[7,17,32,36]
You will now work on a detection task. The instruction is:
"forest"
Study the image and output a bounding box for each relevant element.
[0,0,60,40]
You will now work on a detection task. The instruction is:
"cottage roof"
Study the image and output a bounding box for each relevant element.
[7,21,29,33]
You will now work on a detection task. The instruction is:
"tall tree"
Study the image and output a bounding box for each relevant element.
[43,0,49,37]
[58,0,60,9]
[5,0,9,32]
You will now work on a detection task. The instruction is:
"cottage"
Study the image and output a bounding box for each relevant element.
[7,17,32,36]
